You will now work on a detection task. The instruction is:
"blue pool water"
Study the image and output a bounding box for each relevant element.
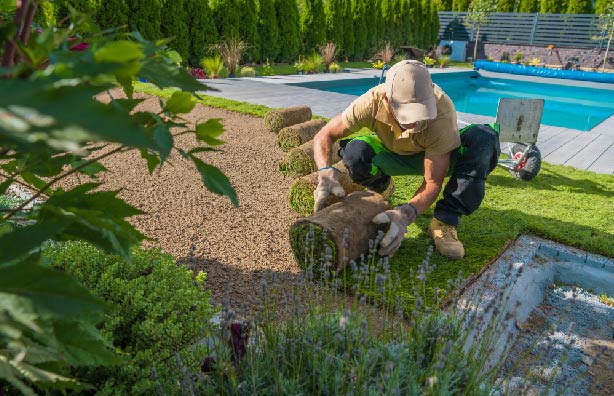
[288,72,614,131]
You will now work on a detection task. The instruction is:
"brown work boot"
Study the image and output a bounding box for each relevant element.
[428,218,465,260]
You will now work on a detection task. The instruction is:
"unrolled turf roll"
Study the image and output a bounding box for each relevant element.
[288,161,363,216]
[277,119,328,152]
[279,140,341,178]
[290,191,390,271]
[264,106,313,133]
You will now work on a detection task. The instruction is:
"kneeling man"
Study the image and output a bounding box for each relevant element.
[313,60,500,259]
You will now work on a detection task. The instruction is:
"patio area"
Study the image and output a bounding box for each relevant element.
[199,67,614,174]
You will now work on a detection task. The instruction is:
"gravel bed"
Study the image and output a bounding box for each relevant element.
[61,90,304,308]
[500,285,614,396]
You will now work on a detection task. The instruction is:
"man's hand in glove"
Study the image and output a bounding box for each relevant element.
[313,166,346,212]
[372,203,418,256]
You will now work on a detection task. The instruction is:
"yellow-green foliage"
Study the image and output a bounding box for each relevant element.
[45,242,216,395]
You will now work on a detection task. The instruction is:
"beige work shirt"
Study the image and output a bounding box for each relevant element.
[341,84,460,156]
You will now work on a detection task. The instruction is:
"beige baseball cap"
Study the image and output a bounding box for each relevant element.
[384,60,437,125]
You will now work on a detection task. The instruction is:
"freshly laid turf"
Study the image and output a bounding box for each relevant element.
[136,82,614,307]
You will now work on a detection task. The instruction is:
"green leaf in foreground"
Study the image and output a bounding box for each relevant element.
[93,40,144,63]
[0,261,106,316]
[166,91,196,114]
[191,156,238,206]
[196,118,225,146]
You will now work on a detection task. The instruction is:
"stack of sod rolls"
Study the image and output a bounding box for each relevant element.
[288,161,364,216]
[277,119,328,152]
[279,140,341,178]
[264,106,312,133]
[289,191,390,271]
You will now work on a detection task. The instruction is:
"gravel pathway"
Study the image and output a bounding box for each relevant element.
[68,91,304,307]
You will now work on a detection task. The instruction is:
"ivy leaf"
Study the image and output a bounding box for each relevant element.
[166,91,196,115]
[140,149,160,174]
[0,260,107,317]
[71,159,107,178]
[53,320,120,366]
[93,40,144,63]
[195,119,225,146]
[0,220,69,263]
[139,58,210,93]
[153,124,173,163]
[190,156,238,207]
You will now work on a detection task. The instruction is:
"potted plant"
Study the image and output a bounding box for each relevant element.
[438,55,451,68]
[423,56,436,68]
[328,62,342,73]
[500,52,510,63]
[514,52,523,64]
[294,56,306,75]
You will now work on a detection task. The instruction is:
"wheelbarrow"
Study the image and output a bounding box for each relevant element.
[458,98,544,181]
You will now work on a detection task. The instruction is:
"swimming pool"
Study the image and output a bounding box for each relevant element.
[287,72,614,131]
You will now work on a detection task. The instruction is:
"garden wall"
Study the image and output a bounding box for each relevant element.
[468,43,613,70]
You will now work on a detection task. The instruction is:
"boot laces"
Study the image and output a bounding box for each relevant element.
[440,223,459,241]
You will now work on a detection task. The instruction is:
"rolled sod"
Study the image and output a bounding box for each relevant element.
[279,140,341,178]
[277,119,328,152]
[264,106,312,133]
[287,161,364,215]
[289,191,390,271]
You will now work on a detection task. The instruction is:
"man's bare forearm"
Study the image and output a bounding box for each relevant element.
[313,114,347,169]
[408,180,442,214]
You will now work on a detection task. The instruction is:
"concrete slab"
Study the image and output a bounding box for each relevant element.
[565,135,613,170]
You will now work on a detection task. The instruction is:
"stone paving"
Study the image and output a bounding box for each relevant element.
[200,67,614,174]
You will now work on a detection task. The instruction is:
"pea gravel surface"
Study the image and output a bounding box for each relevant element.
[68,90,305,308]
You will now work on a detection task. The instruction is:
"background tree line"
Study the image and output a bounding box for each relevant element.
[35,0,441,66]
[444,0,608,14]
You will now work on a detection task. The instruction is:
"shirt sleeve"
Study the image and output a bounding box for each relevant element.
[424,109,461,156]
[341,87,378,133]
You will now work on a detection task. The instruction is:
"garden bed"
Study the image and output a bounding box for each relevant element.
[459,235,614,395]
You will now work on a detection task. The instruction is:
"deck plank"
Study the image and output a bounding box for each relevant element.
[544,133,601,165]
[564,135,613,170]
[587,143,614,174]
[537,130,582,158]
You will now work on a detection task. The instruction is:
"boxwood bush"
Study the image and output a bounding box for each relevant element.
[44,242,216,396]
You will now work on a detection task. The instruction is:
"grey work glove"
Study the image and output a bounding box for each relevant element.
[313,167,346,212]
[372,203,418,256]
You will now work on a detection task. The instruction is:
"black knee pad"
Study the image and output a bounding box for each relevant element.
[340,139,377,183]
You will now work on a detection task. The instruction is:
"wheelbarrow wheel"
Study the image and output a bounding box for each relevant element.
[509,143,541,181]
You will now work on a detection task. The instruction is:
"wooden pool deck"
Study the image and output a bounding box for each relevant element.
[200,68,614,174]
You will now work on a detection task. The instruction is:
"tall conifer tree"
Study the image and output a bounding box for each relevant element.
[326,0,345,50]
[276,0,302,62]
[343,0,355,58]
[212,0,241,39]
[161,0,190,61]
[301,0,327,53]
[453,0,471,11]
[186,0,217,66]
[518,0,538,12]
[497,0,517,12]
[540,0,561,13]
[259,0,280,62]
[96,0,128,29]
[353,0,368,60]
[240,0,260,61]
[566,0,593,14]
[129,0,162,40]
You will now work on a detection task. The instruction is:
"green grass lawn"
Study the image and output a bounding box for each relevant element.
[246,61,374,77]
[135,83,614,306]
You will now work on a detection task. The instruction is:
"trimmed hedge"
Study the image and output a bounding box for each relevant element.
[45,242,216,396]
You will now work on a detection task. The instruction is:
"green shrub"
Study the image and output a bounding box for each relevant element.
[96,0,129,29]
[186,0,217,67]
[239,66,256,77]
[44,242,216,396]
[201,55,226,78]
[258,0,279,62]
[303,52,324,73]
[161,0,190,62]
[328,61,342,73]
[262,59,274,76]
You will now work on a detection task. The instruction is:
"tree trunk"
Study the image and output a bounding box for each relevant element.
[473,25,480,61]
[603,33,612,72]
